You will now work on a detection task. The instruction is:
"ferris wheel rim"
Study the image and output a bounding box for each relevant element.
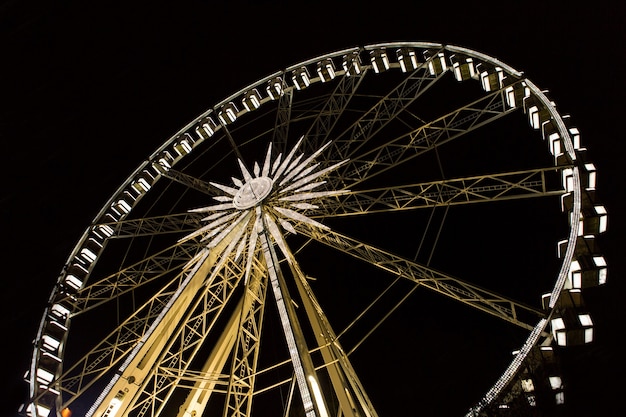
[26,41,593,417]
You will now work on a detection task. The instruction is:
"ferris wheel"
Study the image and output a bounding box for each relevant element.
[22,42,608,417]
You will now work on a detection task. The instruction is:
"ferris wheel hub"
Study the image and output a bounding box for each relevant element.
[233,176,273,209]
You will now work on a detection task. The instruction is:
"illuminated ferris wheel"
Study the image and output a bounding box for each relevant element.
[23,42,608,417]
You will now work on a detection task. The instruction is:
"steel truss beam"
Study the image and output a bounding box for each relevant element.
[55,239,251,415]
[313,167,564,217]
[295,223,545,331]
[328,63,444,163]
[332,87,518,189]
[70,240,203,314]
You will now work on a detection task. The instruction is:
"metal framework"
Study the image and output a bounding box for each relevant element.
[22,42,607,417]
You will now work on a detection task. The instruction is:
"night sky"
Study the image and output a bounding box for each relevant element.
[1,1,624,416]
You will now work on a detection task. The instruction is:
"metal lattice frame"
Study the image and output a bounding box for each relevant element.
[23,42,607,417]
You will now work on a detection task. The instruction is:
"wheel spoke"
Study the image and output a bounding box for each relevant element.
[329,86,519,190]
[71,238,202,315]
[311,167,565,218]
[326,64,444,163]
[294,221,545,331]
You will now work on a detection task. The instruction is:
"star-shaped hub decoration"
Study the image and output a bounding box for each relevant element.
[183,137,349,281]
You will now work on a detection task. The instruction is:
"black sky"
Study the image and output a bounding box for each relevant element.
[1,1,625,416]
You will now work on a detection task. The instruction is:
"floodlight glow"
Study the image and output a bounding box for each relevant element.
[505,81,529,108]
[578,313,593,326]
[196,119,217,139]
[104,396,123,417]
[521,378,535,392]
[51,303,70,318]
[36,404,52,417]
[555,391,565,405]
[174,138,192,156]
[561,168,574,192]
[342,52,361,76]
[426,52,446,75]
[453,63,462,81]
[112,199,132,215]
[584,163,597,189]
[593,256,606,267]
[308,375,329,417]
[528,105,541,129]
[317,58,336,82]
[242,89,261,111]
[36,367,54,385]
[371,49,390,73]
[597,261,607,284]
[451,55,477,81]
[123,189,138,204]
[132,177,151,194]
[218,103,238,124]
[480,67,503,91]
[49,318,68,331]
[571,271,581,288]
[505,86,516,107]
[549,376,562,390]
[551,317,567,345]
[292,67,311,90]
[65,274,84,290]
[548,132,562,156]
[95,224,114,239]
[42,334,61,351]
[594,206,608,234]
[396,48,417,73]
[156,155,172,169]
[266,77,284,100]
[569,127,581,149]
[551,317,565,331]
[42,351,61,363]
[80,247,97,263]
